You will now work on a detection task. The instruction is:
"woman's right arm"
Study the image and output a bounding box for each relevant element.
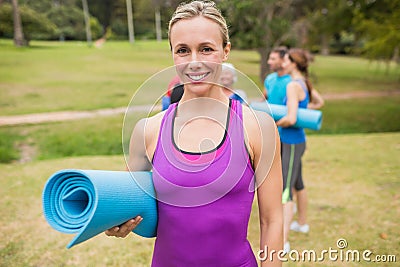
[126,118,154,171]
[246,110,283,267]
[105,116,160,238]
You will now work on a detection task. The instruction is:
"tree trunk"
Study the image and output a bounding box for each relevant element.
[257,47,270,85]
[257,4,275,84]
[126,0,135,43]
[392,46,399,64]
[82,0,92,46]
[11,0,25,47]
[321,33,329,55]
[155,6,162,42]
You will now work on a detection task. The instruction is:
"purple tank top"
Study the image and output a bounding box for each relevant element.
[151,99,257,267]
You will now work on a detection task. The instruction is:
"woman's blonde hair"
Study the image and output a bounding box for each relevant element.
[168,1,229,49]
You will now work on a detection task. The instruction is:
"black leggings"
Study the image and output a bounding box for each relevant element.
[281,142,306,203]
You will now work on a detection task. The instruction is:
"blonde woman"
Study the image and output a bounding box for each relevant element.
[106,1,283,266]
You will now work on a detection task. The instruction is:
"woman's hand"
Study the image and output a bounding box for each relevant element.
[105,216,143,238]
[307,89,324,110]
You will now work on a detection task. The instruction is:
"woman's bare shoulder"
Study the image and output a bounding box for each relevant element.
[241,104,278,169]
[139,110,165,138]
[145,111,165,126]
[242,105,276,134]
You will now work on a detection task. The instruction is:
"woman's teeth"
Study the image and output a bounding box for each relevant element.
[188,73,207,81]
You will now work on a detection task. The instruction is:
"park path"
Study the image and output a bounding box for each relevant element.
[1,90,399,127]
[0,105,158,126]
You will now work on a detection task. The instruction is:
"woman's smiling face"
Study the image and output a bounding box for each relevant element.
[282,54,296,75]
[170,16,230,95]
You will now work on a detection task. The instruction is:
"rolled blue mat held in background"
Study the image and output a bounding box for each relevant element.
[42,169,158,249]
[250,102,323,131]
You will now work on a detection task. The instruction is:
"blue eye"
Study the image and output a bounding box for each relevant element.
[201,47,214,53]
[176,47,189,55]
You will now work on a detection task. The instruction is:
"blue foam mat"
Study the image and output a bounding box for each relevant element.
[42,169,158,248]
[250,102,323,130]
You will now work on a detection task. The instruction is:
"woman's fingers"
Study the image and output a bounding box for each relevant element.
[133,216,143,227]
[104,216,143,238]
[118,219,136,236]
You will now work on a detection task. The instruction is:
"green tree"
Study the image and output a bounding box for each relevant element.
[46,4,102,41]
[19,0,52,13]
[304,0,354,55]
[220,0,296,82]
[134,0,157,38]
[0,3,57,44]
[352,0,400,63]
[87,0,112,32]
[63,0,178,41]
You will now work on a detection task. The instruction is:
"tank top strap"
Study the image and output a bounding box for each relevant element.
[291,79,309,108]
[228,99,245,142]
[291,79,307,93]
[152,103,177,163]
[153,99,248,166]
[159,102,178,133]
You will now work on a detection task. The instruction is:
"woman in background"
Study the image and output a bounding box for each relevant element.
[277,48,313,253]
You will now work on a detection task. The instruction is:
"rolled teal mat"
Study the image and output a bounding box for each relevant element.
[250,102,323,130]
[42,169,158,249]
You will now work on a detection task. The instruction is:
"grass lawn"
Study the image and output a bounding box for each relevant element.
[0,39,399,266]
[0,94,397,164]
[310,55,400,93]
[0,39,399,163]
[0,40,173,115]
[308,95,400,135]
[0,133,398,266]
[0,94,398,163]
[1,39,399,115]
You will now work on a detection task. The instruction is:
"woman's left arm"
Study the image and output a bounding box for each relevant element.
[307,89,325,110]
[248,110,283,266]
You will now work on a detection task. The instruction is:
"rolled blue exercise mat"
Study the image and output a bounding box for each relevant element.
[42,169,158,249]
[250,101,323,131]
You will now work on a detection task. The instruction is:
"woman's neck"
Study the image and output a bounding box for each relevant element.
[290,69,304,80]
[177,89,230,119]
